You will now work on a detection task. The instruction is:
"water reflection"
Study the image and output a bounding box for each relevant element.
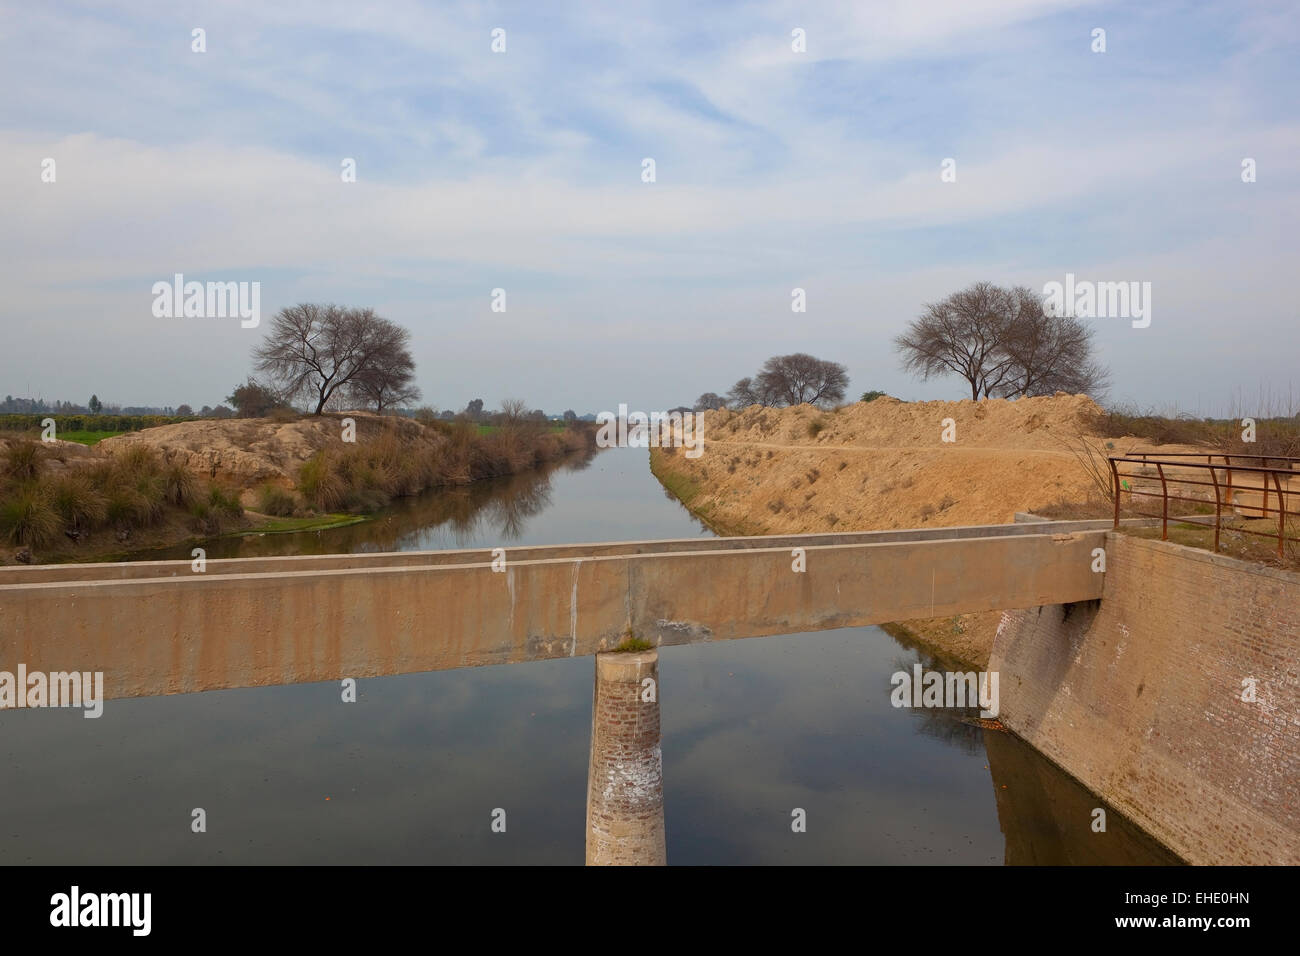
[3,448,1180,864]
[137,447,599,561]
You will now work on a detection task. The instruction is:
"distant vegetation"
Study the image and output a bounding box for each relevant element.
[722,353,849,410]
[0,414,193,435]
[294,415,595,515]
[1090,405,1299,458]
[47,431,127,446]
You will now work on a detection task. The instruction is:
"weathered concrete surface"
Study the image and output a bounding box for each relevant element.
[991,533,1300,865]
[586,651,666,865]
[0,527,1105,701]
[0,519,1125,584]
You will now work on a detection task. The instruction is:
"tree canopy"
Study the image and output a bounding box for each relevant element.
[252,303,418,415]
[895,282,1108,400]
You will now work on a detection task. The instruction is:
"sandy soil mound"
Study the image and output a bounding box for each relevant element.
[98,412,427,485]
[653,393,1193,669]
[706,392,1103,452]
[666,394,1114,535]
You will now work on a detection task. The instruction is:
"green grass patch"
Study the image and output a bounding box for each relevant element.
[614,636,655,652]
[237,513,369,535]
[649,452,703,507]
[52,430,128,446]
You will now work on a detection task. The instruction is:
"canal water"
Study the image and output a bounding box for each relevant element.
[0,448,1179,864]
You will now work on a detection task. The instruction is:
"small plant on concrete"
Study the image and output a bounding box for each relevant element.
[614,632,654,652]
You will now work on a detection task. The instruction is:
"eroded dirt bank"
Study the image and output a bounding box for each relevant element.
[651,394,1163,668]
[1,414,593,565]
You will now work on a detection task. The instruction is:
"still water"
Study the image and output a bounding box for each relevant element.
[0,448,1179,864]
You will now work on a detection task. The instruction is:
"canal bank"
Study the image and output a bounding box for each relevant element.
[649,444,1299,865]
[649,446,997,669]
[1,447,1182,864]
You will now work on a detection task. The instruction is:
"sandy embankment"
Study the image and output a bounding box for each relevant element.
[0,414,437,564]
[651,394,1144,668]
[96,412,423,500]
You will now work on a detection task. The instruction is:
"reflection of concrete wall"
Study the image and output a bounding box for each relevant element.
[991,534,1300,865]
[983,727,1182,865]
[0,527,1104,701]
[586,652,665,865]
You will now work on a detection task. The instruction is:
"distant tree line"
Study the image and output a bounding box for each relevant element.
[0,413,192,433]
[691,353,850,411]
[690,282,1108,412]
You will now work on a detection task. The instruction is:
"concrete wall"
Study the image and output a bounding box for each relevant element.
[991,533,1299,865]
[0,528,1105,701]
[0,518,1128,585]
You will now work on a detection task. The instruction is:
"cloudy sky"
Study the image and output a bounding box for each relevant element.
[2,0,1297,416]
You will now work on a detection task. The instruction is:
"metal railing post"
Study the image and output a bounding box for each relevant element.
[1274,473,1286,559]
[1156,462,1169,541]
[1210,465,1222,554]
[1110,458,1121,528]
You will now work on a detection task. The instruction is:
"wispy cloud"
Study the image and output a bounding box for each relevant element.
[0,0,1296,413]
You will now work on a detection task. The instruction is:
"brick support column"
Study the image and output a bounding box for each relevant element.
[585,650,666,865]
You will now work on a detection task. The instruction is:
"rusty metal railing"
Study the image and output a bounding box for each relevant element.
[1109,453,1300,558]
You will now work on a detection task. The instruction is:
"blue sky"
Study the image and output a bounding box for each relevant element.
[2,0,1297,415]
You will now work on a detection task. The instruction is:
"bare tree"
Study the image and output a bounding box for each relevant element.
[499,398,528,426]
[694,392,727,411]
[993,287,1110,398]
[253,304,417,415]
[727,377,763,408]
[349,327,420,412]
[895,282,1016,400]
[755,353,849,408]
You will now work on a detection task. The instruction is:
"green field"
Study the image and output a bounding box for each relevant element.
[49,430,128,446]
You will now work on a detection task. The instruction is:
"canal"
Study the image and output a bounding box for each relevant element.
[0,447,1178,864]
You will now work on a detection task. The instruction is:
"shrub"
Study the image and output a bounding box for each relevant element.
[113,444,160,480]
[0,487,59,546]
[257,483,297,516]
[3,441,44,482]
[208,485,244,517]
[105,486,153,529]
[299,454,346,511]
[807,420,825,438]
[190,486,243,535]
[49,472,107,531]
[162,463,198,507]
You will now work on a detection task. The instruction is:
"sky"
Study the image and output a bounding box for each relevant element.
[1,0,1297,417]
